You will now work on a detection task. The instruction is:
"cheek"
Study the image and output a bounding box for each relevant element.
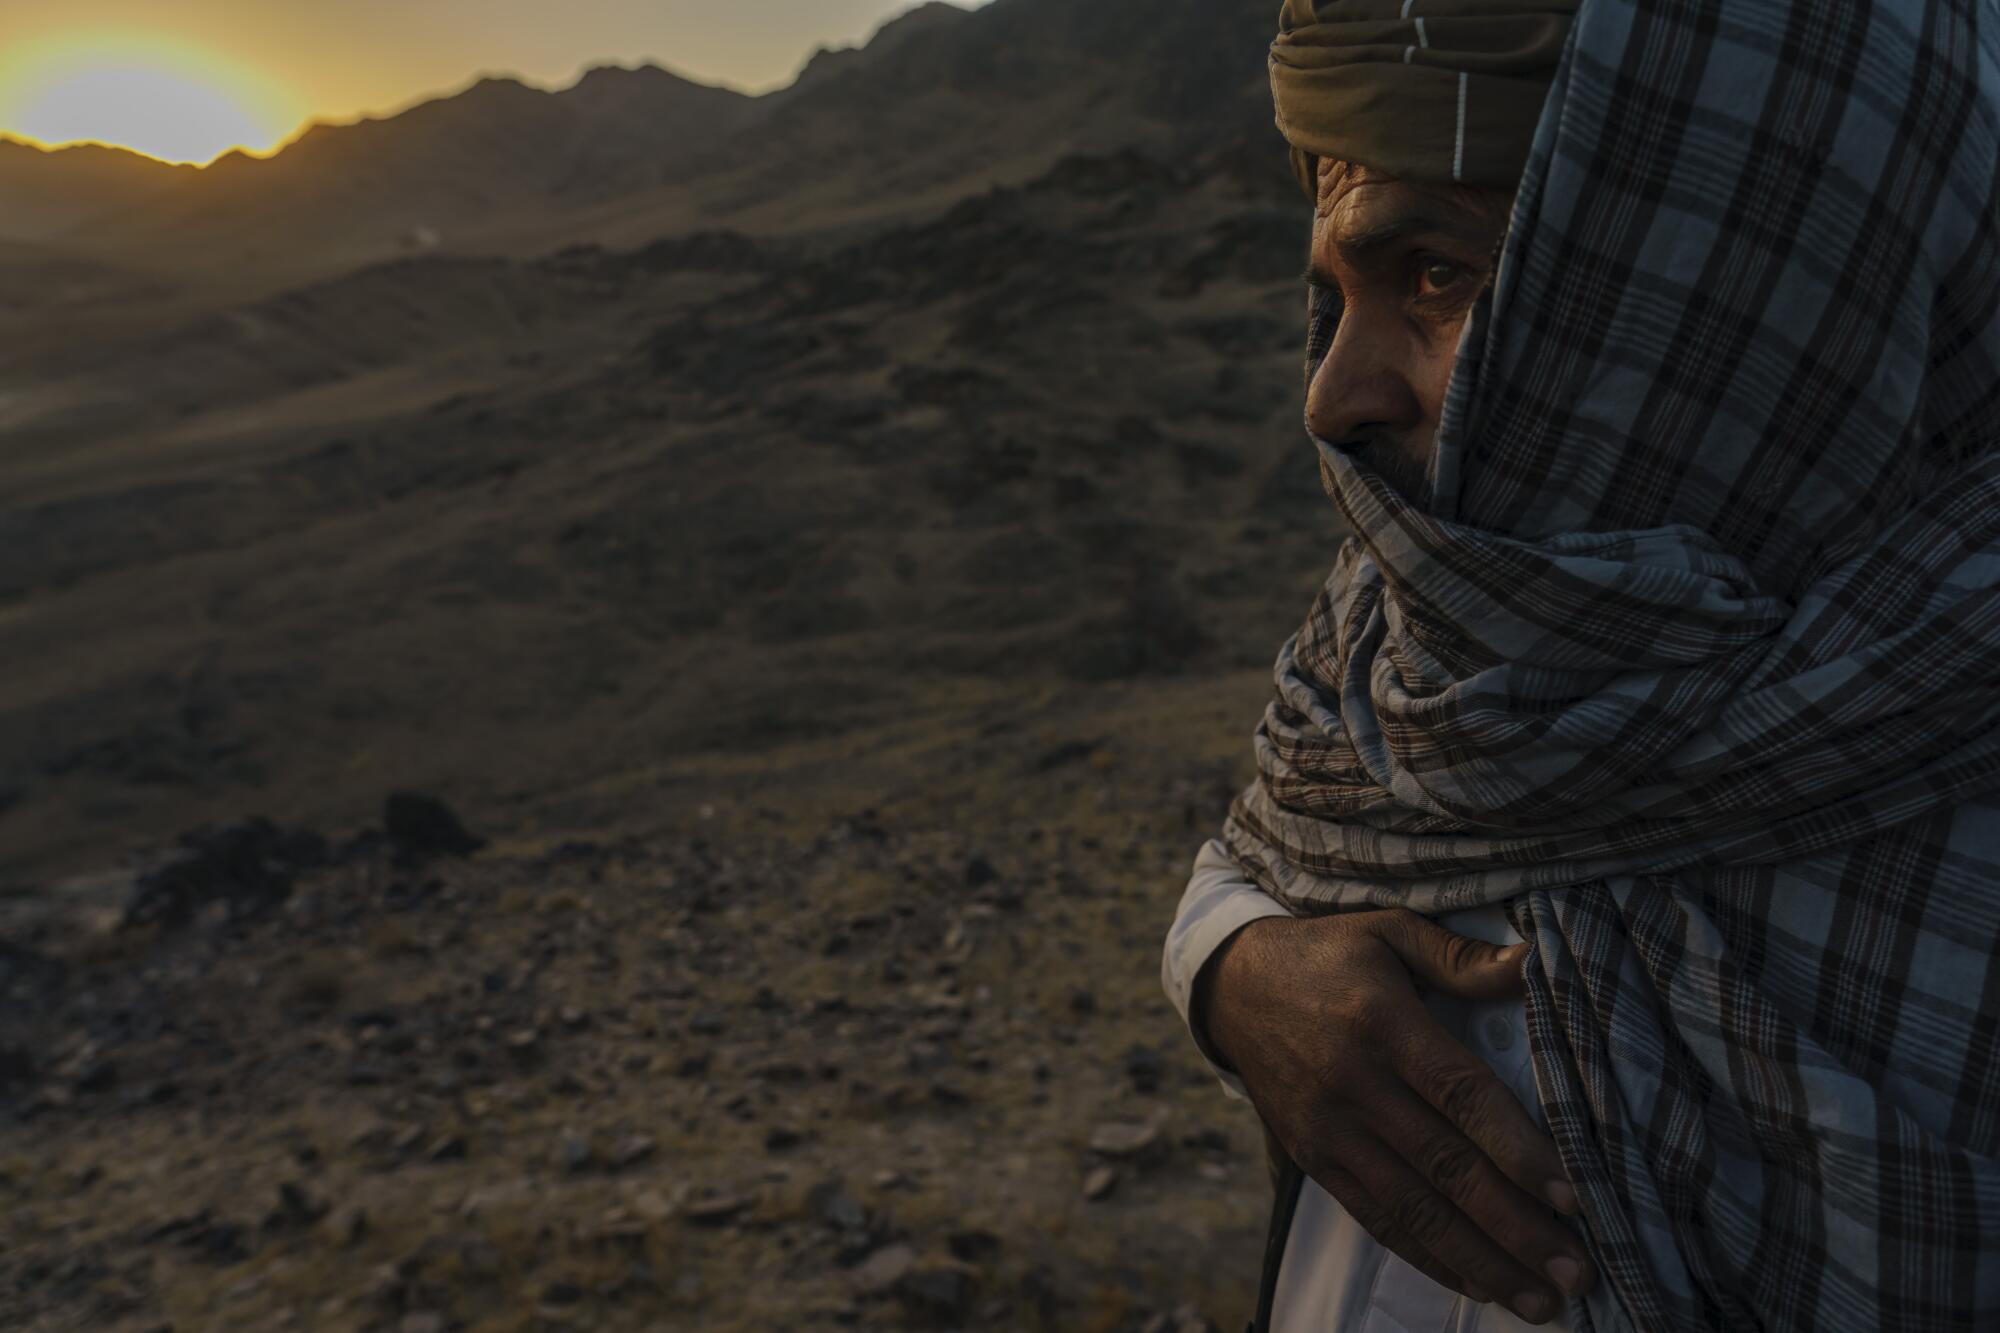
[1413,313,1477,420]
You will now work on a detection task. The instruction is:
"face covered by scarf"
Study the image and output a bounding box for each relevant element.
[1227,2,2000,1331]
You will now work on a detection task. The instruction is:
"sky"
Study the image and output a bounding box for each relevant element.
[0,0,981,164]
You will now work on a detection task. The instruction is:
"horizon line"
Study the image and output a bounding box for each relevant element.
[0,28,861,170]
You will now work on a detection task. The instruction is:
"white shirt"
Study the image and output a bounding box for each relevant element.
[1162,838,1576,1333]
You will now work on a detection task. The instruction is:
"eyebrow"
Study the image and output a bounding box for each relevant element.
[1312,211,1497,284]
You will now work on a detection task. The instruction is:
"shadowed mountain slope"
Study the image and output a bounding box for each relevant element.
[0,138,194,241]
[6,0,1276,279]
[0,143,1324,880]
[0,0,1322,879]
[0,6,1328,1325]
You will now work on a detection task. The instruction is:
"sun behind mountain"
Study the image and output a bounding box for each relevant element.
[0,31,301,165]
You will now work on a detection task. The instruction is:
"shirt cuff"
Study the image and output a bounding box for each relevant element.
[1161,838,1293,1102]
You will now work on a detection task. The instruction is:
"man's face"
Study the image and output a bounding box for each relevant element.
[1305,159,1511,497]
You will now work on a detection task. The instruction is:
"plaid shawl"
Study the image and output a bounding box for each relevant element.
[1217,1,2000,1329]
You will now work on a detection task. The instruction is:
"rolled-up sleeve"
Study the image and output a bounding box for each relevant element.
[1161,837,1293,1101]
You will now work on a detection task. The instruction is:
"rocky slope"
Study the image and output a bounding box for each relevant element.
[2,668,1291,1331]
[1,0,1345,1327]
[0,144,1333,886]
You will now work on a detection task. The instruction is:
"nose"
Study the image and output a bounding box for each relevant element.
[1305,315,1423,446]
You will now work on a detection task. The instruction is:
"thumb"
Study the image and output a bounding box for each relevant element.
[1371,909,1529,1001]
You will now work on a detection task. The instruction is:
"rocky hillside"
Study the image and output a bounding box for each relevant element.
[2,668,1294,1331]
[0,143,1332,886]
[0,0,1342,1327]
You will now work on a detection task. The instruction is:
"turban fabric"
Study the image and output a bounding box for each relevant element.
[1226,0,2000,1328]
[1270,0,1579,197]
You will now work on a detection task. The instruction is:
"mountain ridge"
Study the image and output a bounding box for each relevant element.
[0,8,939,245]
[2,0,1275,271]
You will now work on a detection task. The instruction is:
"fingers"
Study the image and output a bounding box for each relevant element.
[1310,1159,1487,1301]
[1371,908,1530,1002]
[1369,1080,1596,1307]
[1389,1004,1578,1216]
[1334,1126,1569,1325]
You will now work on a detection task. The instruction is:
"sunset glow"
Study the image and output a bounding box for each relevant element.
[0,32,301,165]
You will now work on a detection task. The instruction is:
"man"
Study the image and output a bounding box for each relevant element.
[1163,2,2000,1331]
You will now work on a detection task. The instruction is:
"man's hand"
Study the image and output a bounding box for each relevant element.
[1196,909,1595,1324]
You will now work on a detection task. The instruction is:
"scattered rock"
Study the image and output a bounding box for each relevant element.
[68,1057,116,1093]
[896,1261,978,1324]
[1088,1119,1162,1159]
[179,1212,250,1265]
[763,1125,802,1151]
[947,1229,1000,1262]
[682,1191,752,1226]
[322,1204,369,1247]
[630,1187,682,1222]
[383,791,485,864]
[608,1133,656,1168]
[1124,1043,1166,1094]
[1031,739,1101,772]
[1083,1165,1118,1200]
[400,1314,445,1333]
[272,1181,328,1229]
[1181,1127,1230,1153]
[559,1130,595,1173]
[122,817,325,929]
[0,940,67,1014]
[347,1120,393,1150]
[905,1041,949,1073]
[851,1242,917,1295]
[346,1061,388,1087]
[459,1178,536,1219]
[1140,1302,1221,1333]
[807,1179,868,1232]
[541,1278,584,1305]
[426,1132,467,1161]
[962,854,997,887]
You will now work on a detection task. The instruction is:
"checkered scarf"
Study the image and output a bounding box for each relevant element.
[1217,1,2000,1329]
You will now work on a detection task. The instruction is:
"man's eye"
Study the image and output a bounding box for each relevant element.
[1416,257,1467,297]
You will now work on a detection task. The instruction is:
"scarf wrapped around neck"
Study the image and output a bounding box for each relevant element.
[1222,1,2000,1329]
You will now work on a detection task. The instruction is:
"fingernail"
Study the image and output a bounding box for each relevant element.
[1511,1291,1553,1323]
[1545,1255,1582,1293]
[1545,1180,1579,1214]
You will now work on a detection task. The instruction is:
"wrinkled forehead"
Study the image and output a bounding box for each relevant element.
[1315,156,1515,248]
[1314,157,1373,217]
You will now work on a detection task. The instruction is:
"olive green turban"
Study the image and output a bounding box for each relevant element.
[1271,0,1580,200]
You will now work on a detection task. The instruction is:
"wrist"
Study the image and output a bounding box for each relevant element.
[1193,914,1289,1074]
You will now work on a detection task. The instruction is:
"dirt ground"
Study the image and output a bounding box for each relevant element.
[1,669,1290,1332]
